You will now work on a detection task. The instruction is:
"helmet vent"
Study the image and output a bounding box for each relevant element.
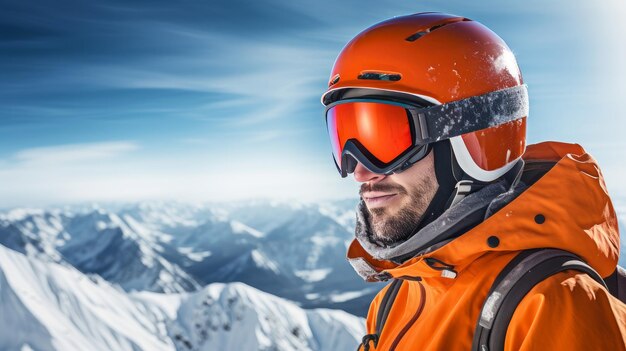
[405,31,428,42]
[406,19,469,42]
[329,74,340,87]
[357,72,401,81]
[428,23,449,32]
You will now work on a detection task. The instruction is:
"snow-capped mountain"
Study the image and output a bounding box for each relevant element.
[59,209,201,293]
[112,199,378,314]
[0,208,203,294]
[0,209,66,262]
[117,202,221,236]
[0,244,364,351]
[171,201,382,315]
[0,200,379,316]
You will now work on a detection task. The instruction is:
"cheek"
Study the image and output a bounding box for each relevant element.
[426,174,439,191]
[402,168,437,189]
[388,153,438,199]
[407,174,439,201]
[400,152,437,180]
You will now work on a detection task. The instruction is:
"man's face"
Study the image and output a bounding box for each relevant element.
[355,151,439,245]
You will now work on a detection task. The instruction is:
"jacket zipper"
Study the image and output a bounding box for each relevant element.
[389,280,426,351]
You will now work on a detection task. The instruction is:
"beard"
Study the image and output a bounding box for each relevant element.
[359,177,437,247]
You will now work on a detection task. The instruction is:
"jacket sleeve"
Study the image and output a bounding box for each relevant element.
[505,271,626,351]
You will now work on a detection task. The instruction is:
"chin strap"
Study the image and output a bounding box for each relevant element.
[446,147,526,209]
[448,180,475,208]
[435,140,481,214]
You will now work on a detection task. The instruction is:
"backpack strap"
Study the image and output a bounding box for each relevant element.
[358,279,403,351]
[472,249,608,351]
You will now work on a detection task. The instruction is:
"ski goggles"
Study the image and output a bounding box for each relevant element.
[324,85,529,177]
[326,99,431,177]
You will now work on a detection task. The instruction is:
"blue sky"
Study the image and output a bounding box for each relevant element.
[1,0,625,207]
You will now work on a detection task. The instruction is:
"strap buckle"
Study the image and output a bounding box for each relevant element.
[450,180,474,207]
[360,333,379,351]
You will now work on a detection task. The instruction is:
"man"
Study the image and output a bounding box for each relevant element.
[322,12,626,350]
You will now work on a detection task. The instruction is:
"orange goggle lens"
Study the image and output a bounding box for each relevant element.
[326,101,413,166]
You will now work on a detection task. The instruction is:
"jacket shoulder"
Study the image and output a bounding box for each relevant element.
[506,270,626,351]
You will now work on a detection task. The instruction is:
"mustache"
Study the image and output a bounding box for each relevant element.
[359,182,407,197]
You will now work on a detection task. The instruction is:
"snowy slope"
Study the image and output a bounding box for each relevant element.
[0,245,365,351]
[0,245,173,351]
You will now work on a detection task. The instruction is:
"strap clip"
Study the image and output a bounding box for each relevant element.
[450,180,474,207]
[360,333,379,351]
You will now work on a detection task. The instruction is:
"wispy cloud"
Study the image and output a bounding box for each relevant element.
[11,142,139,166]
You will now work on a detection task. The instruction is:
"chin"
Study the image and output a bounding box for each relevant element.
[367,206,388,218]
[370,211,394,232]
[368,201,403,218]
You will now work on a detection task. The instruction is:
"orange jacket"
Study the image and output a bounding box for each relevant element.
[348,142,626,350]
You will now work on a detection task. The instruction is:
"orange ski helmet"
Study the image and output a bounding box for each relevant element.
[322,12,527,182]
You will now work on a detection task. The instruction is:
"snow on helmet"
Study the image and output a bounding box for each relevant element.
[322,12,527,182]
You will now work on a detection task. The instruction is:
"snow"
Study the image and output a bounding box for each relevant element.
[306,293,321,300]
[494,49,518,78]
[1,208,47,222]
[131,290,185,320]
[310,235,341,247]
[329,290,371,303]
[295,268,333,283]
[230,220,264,238]
[0,245,173,351]
[250,249,281,274]
[178,247,212,261]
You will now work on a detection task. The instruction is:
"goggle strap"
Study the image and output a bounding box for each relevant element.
[412,85,529,144]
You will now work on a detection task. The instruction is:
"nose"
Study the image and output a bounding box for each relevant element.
[353,162,386,183]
